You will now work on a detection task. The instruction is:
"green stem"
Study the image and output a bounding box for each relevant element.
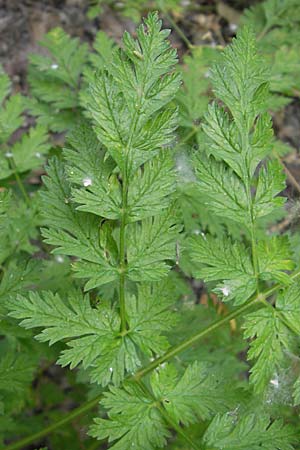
[260,296,300,336]
[119,172,128,332]
[134,270,300,380]
[9,156,30,206]
[256,24,270,41]
[4,394,102,450]
[250,222,259,285]
[158,0,193,49]
[180,125,201,145]
[8,269,300,450]
[158,405,202,450]
[136,379,201,450]
[134,296,259,381]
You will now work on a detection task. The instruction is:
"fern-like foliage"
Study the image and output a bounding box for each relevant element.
[188,27,291,301]
[203,412,297,450]
[5,14,300,450]
[10,14,181,391]
[187,26,300,394]
[90,363,237,449]
[241,0,300,109]
[27,28,88,131]
[0,67,50,180]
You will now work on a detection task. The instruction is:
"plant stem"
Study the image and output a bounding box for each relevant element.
[119,171,128,332]
[8,156,31,206]
[158,405,202,450]
[134,270,300,380]
[158,0,193,49]
[275,154,300,195]
[134,296,259,380]
[7,269,300,450]
[180,125,201,145]
[250,222,259,287]
[136,379,201,450]
[4,394,103,450]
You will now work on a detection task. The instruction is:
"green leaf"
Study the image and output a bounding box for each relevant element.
[28,27,88,131]
[253,159,286,219]
[127,282,177,357]
[0,192,38,263]
[257,236,295,284]
[127,207,181,282]
[89,382,170,450]
[26,97,77,132]
[8,290,134,386]
[8,283,177,386]
[177,47,218,130]
[127,152,176,221]
[86,12,180,173]
[193,154,249,226]
[244,284,300,393]
[210,27,268,128]
[29,27,88,89]
[9,125,50,175]
[0,351,36,394]
[40,158,119,290]
[0,258,40,312]
[83,31,116,84]
[151,362,237,425]
[276,282,300,335]
[0,93,24,144]
[90,362,238,449]
[64,123,121,220]
[203,413,297,450]
[189,234,256,305]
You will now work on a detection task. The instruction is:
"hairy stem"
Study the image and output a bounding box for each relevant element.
[7,269,300,450]
[134,269,300,380]
[4,394,103,450]
[158,0,193,49]
[136,379,202,450]
[158,406,202,450]
[8,155,30,206]
[119,171,128,332]
[134,294,259,380]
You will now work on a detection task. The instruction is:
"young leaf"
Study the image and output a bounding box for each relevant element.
[8,283,177,386]
[90,362,236,449]
[127,153,176,221]
[244,283,300,392]
[193,154,249,225]
[151,362,237,425]
[0,351,36,395]
[257,236,295,284]
[40,158,119,290]
[189,234,256,305]
[127,208,181,282]
[64,123,121,220]
[89,382,170,450]
[87,12,181,173]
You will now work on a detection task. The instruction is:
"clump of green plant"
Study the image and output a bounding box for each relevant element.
[27,28,89,132]
[87,0,184,22]
[3,12,300,450]
[241,0,300,110]
[0,65,79,447]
